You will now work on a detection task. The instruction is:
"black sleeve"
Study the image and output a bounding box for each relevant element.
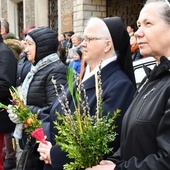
[0,47,17,101]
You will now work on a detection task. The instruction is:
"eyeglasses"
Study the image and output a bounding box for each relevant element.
[82,36,109,44]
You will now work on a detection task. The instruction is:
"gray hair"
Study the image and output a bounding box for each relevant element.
[0,18,9,33]
[145,0,170,25]
[71,33,82,42]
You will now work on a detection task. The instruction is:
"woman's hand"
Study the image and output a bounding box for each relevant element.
[86,160,115,170]
[7,105,20,124]
[37,141,52,164]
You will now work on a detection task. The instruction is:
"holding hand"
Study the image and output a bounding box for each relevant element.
[7,105,20,124]
[37,141,52,165]
[86,160,115,170]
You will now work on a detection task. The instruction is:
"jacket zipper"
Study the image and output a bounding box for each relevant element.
[143,87,156,99]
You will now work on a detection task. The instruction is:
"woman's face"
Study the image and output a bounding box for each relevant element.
[25,40,36,62]
[73,53,80,60]
[81,25,108,69]
[126,26,133,34]
[71,37,81,47]
[58,34,65,42]
[135,3,170,58]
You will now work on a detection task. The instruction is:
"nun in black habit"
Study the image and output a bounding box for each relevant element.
[38,16,136,170]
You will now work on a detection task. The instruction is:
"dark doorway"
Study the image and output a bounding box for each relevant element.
[48,0,58,32]
[18,2,23,39]
[106,0,145,28]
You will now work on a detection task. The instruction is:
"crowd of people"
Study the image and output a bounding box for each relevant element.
[0,0,169,170]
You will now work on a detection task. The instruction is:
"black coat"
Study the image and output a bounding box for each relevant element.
[0,35,17,133]
[132,49,143,61]
[41,61,136,170]
[26,60,67,115]
[109,56,170,170]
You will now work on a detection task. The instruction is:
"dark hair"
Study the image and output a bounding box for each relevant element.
[75,49,82,59]
[61,33,66,39]
[67,31,74,36]
[127,23,136,32]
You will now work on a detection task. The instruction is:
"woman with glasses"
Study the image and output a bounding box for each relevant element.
[86,0,170,169]
[8,27,68,170]
[37,17,136,170]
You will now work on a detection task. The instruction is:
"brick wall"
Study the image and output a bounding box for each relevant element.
[73,0,107,34]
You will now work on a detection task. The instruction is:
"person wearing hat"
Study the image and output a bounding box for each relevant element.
[0,17,17,170]
[37,17,136,170]
[64,31,74,59]
[8,26,68,169]
[20,27,67,110]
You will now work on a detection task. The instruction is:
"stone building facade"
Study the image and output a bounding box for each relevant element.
[0,0,145,39]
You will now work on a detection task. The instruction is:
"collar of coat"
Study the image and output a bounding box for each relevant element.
[147,56,170,82]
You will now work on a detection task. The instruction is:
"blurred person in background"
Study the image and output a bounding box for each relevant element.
[0,17,23,170]
[130,35,143,61]
[0,19,17,170]
[1,18,23,60]
[66,33,82,64]
[57,33,67,64]
[126,23,136,37]
[68,48,82,74]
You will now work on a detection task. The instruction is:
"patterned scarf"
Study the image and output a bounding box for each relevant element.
[21,53,59,104]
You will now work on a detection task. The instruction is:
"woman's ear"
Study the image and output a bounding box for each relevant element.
[104,40,112,53]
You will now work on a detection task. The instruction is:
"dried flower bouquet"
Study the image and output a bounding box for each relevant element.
[0,86,46,144]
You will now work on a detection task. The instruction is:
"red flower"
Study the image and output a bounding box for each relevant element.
[31,127,47,144]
